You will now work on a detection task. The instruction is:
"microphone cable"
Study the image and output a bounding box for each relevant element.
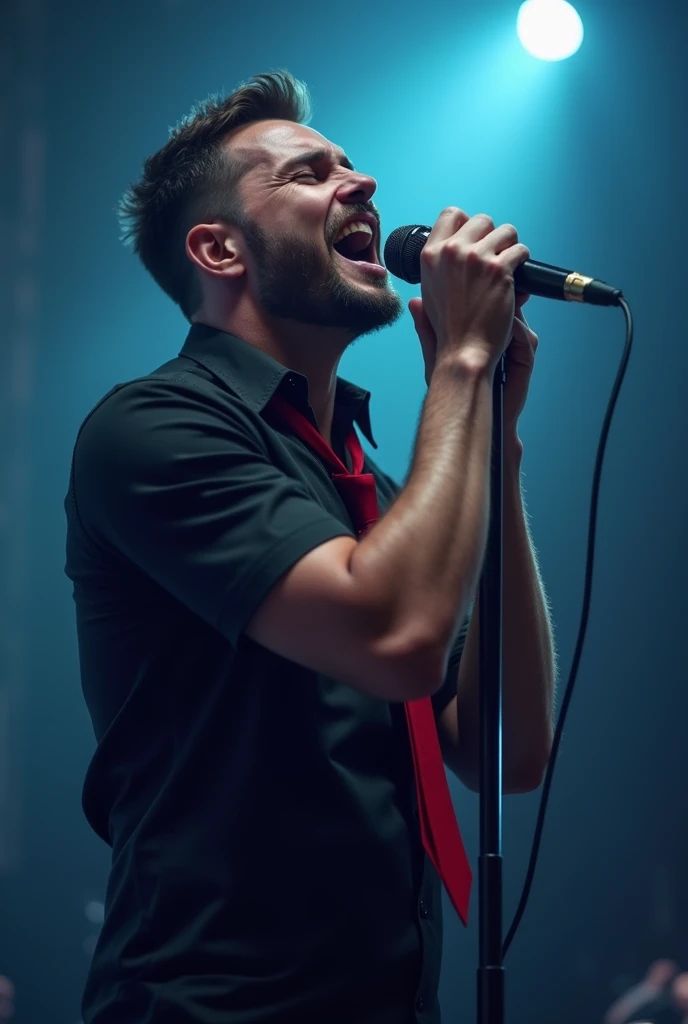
[503,296,634,956]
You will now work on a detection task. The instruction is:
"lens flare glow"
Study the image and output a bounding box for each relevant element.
[517,0,584,61]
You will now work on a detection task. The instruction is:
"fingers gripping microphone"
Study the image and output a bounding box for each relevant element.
[384,225,622,306]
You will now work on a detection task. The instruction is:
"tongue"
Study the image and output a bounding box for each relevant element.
[335,229,372,258]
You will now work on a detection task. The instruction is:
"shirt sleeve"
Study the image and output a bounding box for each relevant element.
[70,376,355,648]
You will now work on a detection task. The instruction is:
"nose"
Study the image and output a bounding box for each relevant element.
[336,169,377,206]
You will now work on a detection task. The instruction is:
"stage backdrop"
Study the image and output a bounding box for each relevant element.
[1,0,686,1020]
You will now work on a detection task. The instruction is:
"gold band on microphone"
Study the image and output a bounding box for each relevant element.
[564,271,593,302]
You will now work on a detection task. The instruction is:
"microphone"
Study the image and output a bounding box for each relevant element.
[383,224,622,307]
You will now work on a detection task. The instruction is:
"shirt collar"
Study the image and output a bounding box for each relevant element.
[179,323,378,449]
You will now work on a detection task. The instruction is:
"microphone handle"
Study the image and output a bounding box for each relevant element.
[515,260,572,301]
[387,226,621,306]
[516,259,622,306]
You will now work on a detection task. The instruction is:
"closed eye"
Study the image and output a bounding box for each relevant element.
[295,172,319,181]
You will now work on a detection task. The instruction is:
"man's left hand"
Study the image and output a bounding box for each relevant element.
[503,293,538,434]
[410,291,538,436]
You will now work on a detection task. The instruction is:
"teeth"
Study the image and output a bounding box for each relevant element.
[334,220,374,245]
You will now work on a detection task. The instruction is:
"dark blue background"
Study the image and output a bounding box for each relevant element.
[1,0,686,1020]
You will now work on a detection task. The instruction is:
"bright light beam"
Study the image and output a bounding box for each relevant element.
[517,0,584,61]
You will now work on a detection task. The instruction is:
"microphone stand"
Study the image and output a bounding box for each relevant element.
[477,352,506,1024]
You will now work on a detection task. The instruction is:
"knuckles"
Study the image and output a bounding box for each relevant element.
[419,246,437,267]
[422,215,526,278]
[474,213,494,230]
[422,239,514,278]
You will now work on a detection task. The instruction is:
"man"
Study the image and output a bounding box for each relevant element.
[605,961,688,1024]
[65,70,555,1023]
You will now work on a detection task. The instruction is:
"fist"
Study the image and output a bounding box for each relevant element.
[410,291,532,386]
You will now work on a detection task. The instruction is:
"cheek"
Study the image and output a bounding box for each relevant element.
[295,193,331,239]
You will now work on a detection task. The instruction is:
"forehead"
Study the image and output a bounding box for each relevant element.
[227,119,348,174]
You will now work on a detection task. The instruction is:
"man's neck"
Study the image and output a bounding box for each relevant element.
[196,308,355,449]
[259,333,341,447]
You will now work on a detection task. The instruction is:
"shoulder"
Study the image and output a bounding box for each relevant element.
[73,363,265,465]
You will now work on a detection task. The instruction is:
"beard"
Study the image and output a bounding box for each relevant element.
[239,217,404,340]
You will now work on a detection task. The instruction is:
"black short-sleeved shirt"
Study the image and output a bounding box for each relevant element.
[65,323,470,1024]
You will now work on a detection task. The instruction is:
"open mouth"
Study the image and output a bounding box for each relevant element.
[331,220,380,266]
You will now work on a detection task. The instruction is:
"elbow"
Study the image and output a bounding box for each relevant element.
[449,762,544,795]
[504,730,553,794]
[392,646,447,702]
[503,762,546,795]
[371,625,447,702]
[456,746,551,796]
[446,729,552,795]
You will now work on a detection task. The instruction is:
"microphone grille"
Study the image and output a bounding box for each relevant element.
[383,225,431,284]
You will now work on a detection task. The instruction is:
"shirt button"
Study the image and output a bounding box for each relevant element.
[419,899,429,919]
[416,995,426,1012]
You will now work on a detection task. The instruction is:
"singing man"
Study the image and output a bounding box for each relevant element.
[65,69,555,1024]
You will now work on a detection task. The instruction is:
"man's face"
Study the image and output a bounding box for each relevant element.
[226,120,403,340]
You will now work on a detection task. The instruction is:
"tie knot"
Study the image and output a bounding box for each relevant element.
[331,472,378,536]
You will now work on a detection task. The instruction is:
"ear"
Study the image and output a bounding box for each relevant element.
[185,222,246,280]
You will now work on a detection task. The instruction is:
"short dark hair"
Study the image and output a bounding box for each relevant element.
[118,70,312,320]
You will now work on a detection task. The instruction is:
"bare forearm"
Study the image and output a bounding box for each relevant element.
[350,356,494,675]
[454,443,556,790]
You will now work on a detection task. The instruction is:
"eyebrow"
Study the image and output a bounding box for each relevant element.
[280,148,355,173]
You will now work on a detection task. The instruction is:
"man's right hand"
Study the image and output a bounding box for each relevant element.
[418,207,530,374]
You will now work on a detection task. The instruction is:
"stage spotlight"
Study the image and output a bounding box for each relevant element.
[517,0,584,61]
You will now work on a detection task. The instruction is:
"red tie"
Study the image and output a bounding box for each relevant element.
[266,392,472,925]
